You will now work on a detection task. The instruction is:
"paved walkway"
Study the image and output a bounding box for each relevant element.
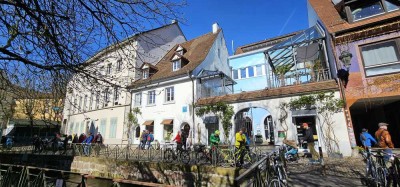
[288,157,365,187]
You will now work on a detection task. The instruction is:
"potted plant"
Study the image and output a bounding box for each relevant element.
[305,59,323,81]
[275,64,292,86]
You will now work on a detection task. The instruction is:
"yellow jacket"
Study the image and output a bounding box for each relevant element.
[235,132,246,148]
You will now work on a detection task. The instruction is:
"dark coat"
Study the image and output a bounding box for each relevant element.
[303,128,314,142]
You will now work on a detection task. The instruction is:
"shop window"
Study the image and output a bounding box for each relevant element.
[164,125,173,142]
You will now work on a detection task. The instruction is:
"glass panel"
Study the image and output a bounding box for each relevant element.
[165,87,174,102]
[69,123,74,134]
[361,40,400,67]
[100,119,107,136]
[351,2,384,21]
[109,117,117,138]
[384,0,400,11]
[80,122,84,134]
[75,122,79,134]
[148,91,155,104]
[163,125,173,141]
[232,69,238,79]
[248,67,254,77]
[134,93,141,106]
[240,68,246,79]
[256,65,263,76]
[365,63,400,76]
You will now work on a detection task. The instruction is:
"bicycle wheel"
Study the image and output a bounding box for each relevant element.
[180,150,190,164]
[277,165,288,185]
[164,149,174,163]
[377,167,387,187]
[268,179,286,187]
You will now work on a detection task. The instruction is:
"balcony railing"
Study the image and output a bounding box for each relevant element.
[271,68,331,88]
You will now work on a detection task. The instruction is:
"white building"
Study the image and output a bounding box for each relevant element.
[128,24,233,145]
[62,23,186,144]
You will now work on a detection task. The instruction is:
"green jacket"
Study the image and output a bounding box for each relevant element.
[209,133,220,146]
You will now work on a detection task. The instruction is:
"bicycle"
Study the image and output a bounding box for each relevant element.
[268,150,288,187]
[361,148,379,186]
[234,146,257,167]
[164,143,190,164]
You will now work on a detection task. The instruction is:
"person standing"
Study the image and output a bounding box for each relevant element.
[235,128,247,167]
[173,131,182,151]
[360,128,377,150]
[146,131,154,149]
[301,123,319,162]
[83,133,94,156]
[375,122,394,161]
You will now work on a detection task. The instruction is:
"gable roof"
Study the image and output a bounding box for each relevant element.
[308,0,400,35]
[128,30,220,89]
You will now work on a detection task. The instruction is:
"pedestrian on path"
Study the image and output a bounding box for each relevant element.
[375,122,394,161]
[301,123,319,162]
[360,128,376,150]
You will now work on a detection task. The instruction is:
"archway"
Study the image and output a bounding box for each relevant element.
[234,107,273,145]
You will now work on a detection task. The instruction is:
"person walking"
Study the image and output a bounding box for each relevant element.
[139,130,147,150]
[146,131,154,149]
[375,122,394,161]
[301,123,319,162]
[209,130,221,164]
[235,128,247,167]
[360,128,377,150]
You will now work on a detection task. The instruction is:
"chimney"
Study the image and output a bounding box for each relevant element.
[212,23,219,34]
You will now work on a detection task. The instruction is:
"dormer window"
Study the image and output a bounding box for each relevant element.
[172,60,181,71]
[141,62,157,79]
[176,45,185,55]
[343,0,400,23]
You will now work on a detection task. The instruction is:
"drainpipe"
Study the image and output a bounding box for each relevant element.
[329,32,357,150]
[188,71,195,144]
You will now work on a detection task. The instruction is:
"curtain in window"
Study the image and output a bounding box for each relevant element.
[109,117,117,138]
[362,41,399,66]
[100,119,107,136]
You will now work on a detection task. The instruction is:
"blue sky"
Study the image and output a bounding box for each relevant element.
[179,0,309,54]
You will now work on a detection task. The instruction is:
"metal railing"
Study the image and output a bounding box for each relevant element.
[0,143,271,167]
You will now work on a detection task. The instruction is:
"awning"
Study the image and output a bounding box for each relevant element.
[160,119,173,125]
[142,120,154,126]
[291,110,317,117]
[203,116,218,124]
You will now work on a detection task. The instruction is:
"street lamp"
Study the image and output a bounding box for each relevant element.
[339,50,353,70]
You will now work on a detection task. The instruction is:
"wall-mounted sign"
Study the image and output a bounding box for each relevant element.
[182,106,187,113]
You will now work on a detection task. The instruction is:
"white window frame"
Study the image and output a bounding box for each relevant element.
[147,90,156,105]
[104,88,110,107]
[143,69,149,79]
[106,63,112,74]
[89,92,93,110]
[165,87,174,103]
[113,87,119,105]
[116,60,122,72]
[134,93,142,107]
[172,60,181,71]
[83,95,88,111]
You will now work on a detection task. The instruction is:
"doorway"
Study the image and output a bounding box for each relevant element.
[293,116,317,149]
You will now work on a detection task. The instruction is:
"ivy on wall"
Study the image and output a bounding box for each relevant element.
[127,107,141,146]
[195,102,234,144]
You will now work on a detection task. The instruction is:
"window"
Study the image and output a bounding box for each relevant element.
[107,63,112,74]
[361,39,400,76]
[104,88,110,106]
[148,90,156,105]
[248,66,254,77]
[346,0,400,22]
[75,122,79,134]
[95,91,100,109]
[385,0,400,11]
[83,95,87,111]
[134,93,142,106]
[116,60,122,72]
[109,117,117,138]
[232,69,238,79]
[99,118,106,136]
[89,92,93,110]
[100,66,105,75]
[143,69,149,79]
[135,126,141,138]
[163,125,173,141]
[113,87,119,105]
[256,65,263,76]
[80,121,84,134]
[172,60,181,71]
[165,87,174,102]
[78,96,82,110]
[69,123,74,134]
[240,68,246,79]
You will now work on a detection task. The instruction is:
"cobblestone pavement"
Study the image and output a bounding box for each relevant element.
[287,157,366,187]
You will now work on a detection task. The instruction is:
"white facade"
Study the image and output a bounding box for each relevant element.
[130,28,230,145]
[62,23,186,144]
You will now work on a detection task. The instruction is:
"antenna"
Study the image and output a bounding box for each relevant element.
[231,40,234,54]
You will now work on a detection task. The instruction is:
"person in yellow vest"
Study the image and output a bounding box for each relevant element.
[235,128,247,166]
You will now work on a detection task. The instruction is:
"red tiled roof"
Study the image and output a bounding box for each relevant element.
[196,80,339,106]
[128,30,220,89]
[308,0,400,34]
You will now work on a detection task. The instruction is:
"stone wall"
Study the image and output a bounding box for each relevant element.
[0,154,243,187]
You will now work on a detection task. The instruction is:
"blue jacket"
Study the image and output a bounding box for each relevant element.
[84,135,94,144]
[360,132,377,147]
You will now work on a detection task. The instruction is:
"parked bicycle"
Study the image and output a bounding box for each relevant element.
[164,144,190,164]
[268,149,288,187]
